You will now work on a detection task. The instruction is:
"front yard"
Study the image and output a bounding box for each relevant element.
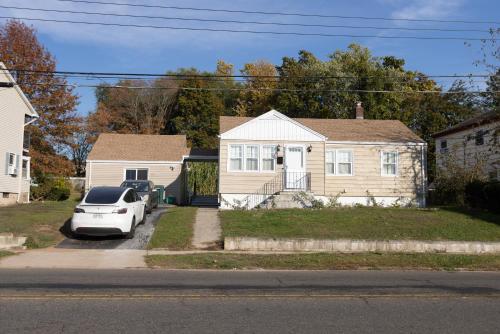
[148,207,197,250]
[221,207,500,241]
[0,199,76,248]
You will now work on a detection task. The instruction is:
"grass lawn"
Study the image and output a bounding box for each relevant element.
[0,251,14,259]
[148,207,197,250]
[0,199,76,248]
[145,253,500,271]
[221,207,500,241]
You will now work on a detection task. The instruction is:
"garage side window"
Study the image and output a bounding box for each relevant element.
[125,168,148,180]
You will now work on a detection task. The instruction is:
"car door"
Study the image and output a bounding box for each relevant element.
[132,190,144,221]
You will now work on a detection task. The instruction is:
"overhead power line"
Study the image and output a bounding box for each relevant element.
[1,16,494,41]
[11,81,498,95]
[52,0,500,25]
[0,5,492,33]
[3,68,496,80]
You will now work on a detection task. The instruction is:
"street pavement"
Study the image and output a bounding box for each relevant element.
[0,269,499,333]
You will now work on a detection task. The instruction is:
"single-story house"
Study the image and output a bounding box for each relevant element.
[85,105,427,209]
[433,111,499,181]
[218,107,427,209]
[0,63,39,206]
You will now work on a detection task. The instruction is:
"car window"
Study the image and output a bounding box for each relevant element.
[85,188,124,204]
[123,190,135,203]
[121,181,149,192]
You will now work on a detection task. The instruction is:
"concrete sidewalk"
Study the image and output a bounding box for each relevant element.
[192,208,221,249]
[0,248,147,269]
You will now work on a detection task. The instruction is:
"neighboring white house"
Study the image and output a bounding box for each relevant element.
[433,111,500,181]
[0,62,39,206]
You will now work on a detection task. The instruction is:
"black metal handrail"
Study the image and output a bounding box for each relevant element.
[245,171,311,209]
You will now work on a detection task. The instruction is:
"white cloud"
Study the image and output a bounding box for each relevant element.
[390,0,465,20]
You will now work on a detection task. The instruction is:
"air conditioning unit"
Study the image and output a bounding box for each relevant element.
[8,165,17,176]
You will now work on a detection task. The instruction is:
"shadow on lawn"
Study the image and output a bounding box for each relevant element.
[438,206,500,226]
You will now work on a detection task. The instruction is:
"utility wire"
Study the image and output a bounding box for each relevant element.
[0,5,492,33]
[52,0,500,25]
[2,68,495,80]
[9,81,497,94]
[0,16,495,41]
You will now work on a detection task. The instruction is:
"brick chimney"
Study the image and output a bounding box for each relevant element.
[355,102,364,119]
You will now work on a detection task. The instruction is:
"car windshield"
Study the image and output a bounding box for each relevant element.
[85,187,124,204]
[121,181,149,192]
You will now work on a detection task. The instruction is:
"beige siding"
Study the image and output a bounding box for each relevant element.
[219,139,325,194]
[325,144,425,199]
[435,122,500,179]
[87,162,183,203]
[0,72,27,196]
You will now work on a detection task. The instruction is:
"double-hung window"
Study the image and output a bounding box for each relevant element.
[262,145,276,172]
[381,151,398,176]
[337,150,353,175]
[229,145,244,171]
[325,150,353,176]
[245,145,259,171]
[125,168,148,180]
[326,151,335,175]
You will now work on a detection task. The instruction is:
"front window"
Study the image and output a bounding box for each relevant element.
[229,145,243,171]
[381,151,398,176]
[262,145,276,171]
[125,168,148,180]
[337,150,353,175]
[245,145,259,171]
[326,151,335,174]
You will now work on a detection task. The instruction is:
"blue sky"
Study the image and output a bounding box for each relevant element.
[1,0,498,116]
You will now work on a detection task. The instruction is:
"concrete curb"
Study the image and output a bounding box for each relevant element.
[0,234,27,250]
[224,237,500,255]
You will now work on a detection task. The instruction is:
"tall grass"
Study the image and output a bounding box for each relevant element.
[187,162,218,195]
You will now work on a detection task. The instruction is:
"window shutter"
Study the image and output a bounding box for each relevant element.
[4,152,9,175]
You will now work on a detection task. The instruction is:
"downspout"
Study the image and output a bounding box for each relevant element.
[17,115,39,203]
[421,144,427,207]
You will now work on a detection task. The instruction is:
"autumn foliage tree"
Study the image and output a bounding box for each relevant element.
[0,20,79,176]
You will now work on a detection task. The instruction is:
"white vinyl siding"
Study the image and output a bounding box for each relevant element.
[381,151,398,176]
[229,145,244,171]
[262,145,276,171]
[245,145,259,171]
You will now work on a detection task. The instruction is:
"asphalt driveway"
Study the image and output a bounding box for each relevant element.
[57,208,167,250]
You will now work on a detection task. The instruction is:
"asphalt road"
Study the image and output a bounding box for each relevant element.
[0,269,499,333]
[56,208,166,250]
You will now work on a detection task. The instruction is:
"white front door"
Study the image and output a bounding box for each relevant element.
[285,145,306,190]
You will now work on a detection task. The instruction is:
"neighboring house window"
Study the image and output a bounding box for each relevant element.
[336,150,353,175]
[229,145,243,171]
[22,159,28,179]
[6,153,17,175]
[245,145,259,171]
[475,131,484,146]
[326,150,335,175]
[125,168,148,180]
[262,145,276,171]
[381,151,398,176]
[440,140,448,153]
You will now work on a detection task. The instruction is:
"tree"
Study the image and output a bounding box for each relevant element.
[0,20,79,176]
[235,60,278,117]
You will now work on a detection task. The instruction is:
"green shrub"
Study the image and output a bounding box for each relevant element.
[484,182,500,213]
[465,180,487,209]
[31,176,71,201]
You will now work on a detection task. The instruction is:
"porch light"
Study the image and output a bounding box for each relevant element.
[307,145,312,153]
[276,145,281,152]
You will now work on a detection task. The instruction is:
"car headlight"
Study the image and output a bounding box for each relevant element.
[142,195,149,202]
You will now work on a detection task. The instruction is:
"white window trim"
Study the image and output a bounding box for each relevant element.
[380,151,399,177]
[227,144,245,172]
[123,167,150,181]
[325,150,335,176]
[326,149,354,176]
[245,144,260,172]
[261,145,277,173]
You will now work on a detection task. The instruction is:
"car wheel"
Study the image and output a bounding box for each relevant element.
[125,217,136,239]
[140,207,147,224]
[146,205,152,214]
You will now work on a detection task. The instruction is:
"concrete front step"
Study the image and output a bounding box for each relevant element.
[0,233,27,250]
[259,192,316,209]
